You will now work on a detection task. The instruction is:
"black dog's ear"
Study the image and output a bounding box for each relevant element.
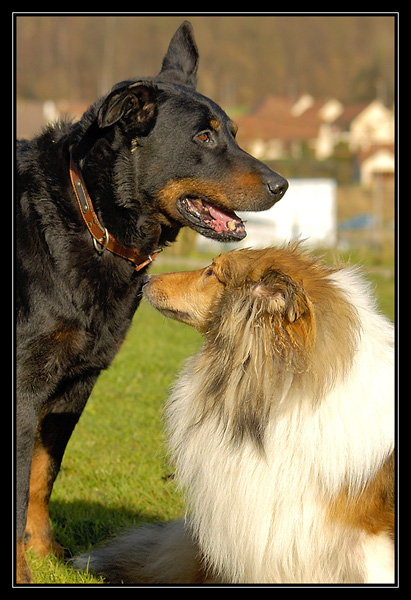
[156,20,199,88]
[97,83,157,131]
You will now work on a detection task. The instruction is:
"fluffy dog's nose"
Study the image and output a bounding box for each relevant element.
[266,175,288,202]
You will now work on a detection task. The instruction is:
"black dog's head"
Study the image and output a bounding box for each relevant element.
[71,21,288,249]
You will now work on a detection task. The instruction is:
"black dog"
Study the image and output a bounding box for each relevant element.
[15,21,287,583]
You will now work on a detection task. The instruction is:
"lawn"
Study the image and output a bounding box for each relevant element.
[27,261,203,584]
[24,249,395,584]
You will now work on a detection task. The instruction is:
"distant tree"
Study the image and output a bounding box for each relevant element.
[15,15,395,107]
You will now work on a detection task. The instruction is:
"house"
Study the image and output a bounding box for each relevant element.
[236,94,346,161]
[236,95,323,161]
[17,99,88,139]
[359,146,395,187]
[334,99,394,152]
[235,95,395,166]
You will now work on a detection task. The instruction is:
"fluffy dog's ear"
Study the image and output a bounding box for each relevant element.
[156,21,199,88]
[97,83,157,131]
[253,271,310,323]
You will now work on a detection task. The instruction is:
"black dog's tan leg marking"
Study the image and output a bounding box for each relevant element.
[16,539,33,584]
[25,374,99,562]
[25,443,64,558]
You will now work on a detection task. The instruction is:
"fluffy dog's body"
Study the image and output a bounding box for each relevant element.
[75,246,395,584]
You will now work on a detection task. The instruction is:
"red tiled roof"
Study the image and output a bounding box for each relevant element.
[236,95,322,144]
[333,103,369,129]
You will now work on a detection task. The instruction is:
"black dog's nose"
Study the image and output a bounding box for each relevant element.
[267,176,288,202]
[142,275,151,286]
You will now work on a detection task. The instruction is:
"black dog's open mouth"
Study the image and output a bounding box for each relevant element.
[177,197,246,241]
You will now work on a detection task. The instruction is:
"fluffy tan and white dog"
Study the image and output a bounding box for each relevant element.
[75,245,395,584]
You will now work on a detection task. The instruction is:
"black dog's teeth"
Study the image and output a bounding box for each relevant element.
[185,198,208,219]
[178,197,246,241]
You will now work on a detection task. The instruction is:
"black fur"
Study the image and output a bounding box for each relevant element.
[15,21,287,583]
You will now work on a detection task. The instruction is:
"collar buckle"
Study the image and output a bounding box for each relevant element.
[92,228,109,255]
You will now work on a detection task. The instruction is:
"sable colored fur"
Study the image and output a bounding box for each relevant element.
[75,245,394,584]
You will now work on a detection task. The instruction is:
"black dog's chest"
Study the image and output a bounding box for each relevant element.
[17,267,142,399]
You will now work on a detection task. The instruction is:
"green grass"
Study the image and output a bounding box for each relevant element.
[28,280,202,584]
[26,252,394,584]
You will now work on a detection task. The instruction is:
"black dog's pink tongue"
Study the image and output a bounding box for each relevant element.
[203,201,245,236]
[184,197,246,238]
[208,204,235,229]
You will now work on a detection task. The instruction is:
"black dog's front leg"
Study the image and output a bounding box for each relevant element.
[16,372,99,583]
[16,400,38,583]
[24,373,100,557]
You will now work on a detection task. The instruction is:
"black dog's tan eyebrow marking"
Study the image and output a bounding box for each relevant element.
[209,119,238,137]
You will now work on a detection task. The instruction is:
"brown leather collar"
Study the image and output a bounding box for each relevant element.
[69,158,162,271]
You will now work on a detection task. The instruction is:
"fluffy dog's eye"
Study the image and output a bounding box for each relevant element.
[204,267,214,277]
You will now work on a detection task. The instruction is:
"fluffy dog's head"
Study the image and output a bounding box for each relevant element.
[145,244,358,378]
[145,246,317,337]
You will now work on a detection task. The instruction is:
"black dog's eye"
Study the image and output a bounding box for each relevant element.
[196,130,213,144]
